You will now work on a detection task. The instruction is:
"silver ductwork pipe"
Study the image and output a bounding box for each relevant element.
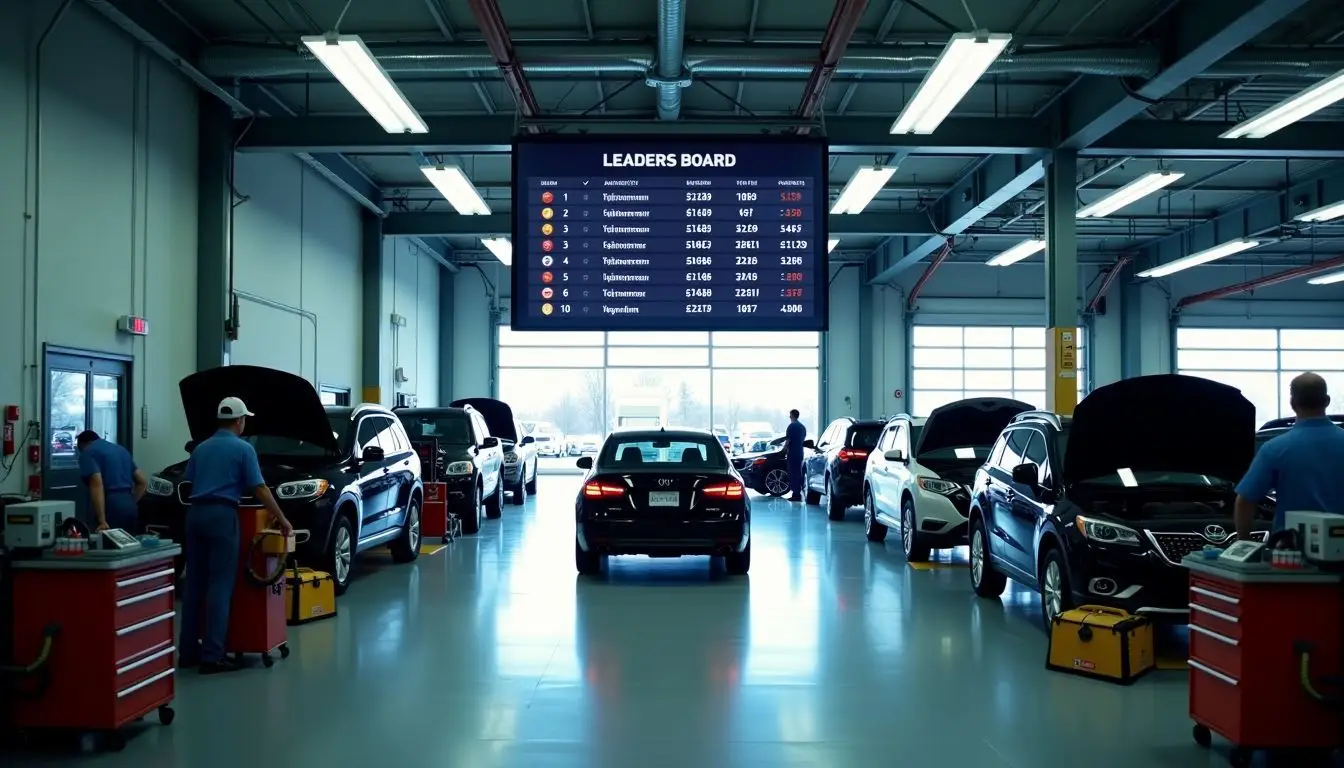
[656,0,688,120]
[197,42,1344,81]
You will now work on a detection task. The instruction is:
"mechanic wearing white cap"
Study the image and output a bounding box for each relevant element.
[178,396,293,675]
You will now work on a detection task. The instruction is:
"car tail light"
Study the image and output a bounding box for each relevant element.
[583,482,625,498]
[701,481,744,499]
[752,457,767,466]
[838,448,868,461]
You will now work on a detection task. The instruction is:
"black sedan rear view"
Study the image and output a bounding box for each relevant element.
[574,429,751,576]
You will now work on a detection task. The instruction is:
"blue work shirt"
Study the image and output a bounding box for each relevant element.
[185,430,265,505]
[1235,417,1344,530]
[79,439,137,493]
[785,420,806,462]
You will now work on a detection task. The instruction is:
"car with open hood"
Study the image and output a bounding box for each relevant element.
[395,404,505,535]
[138,365,424,595]
[966,374,1269,628]
[449,397,538,505]
[862,399,1033,560]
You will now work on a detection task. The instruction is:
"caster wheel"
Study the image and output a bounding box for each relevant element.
[104,731,127,752]
[1193,724,1211,748]
[262,654,274,668]
[442,536,450,544]
[279,644,291,659]
[158,706,175,726]
[1228,747,1252,767]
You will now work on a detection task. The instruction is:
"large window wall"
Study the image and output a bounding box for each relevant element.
[497,328,820,469]
[1176,328,1344,425]
[909,325,1088,418]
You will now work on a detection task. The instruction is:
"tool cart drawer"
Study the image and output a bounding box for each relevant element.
[113,565,176,602]
[114,640,176,689]
[113,610,176,662]
[1189,623,1242,678]
[115,583,176,628]
[113,667,175,726]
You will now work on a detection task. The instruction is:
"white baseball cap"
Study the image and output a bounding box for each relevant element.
[217,396,255,419]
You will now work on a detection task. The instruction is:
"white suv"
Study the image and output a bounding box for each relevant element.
[862,399,1031,561]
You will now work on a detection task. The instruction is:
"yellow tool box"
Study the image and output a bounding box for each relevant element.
[1046,604,1154,685]
[285,567,337,626]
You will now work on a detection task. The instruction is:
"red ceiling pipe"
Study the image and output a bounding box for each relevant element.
[796,0,871,126]
[1173,254,1344,312]
[906,241,952,311]
[1084,254,1132,315]
[467,0,541,131]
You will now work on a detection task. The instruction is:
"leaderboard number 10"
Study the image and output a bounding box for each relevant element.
[686,303,806,314]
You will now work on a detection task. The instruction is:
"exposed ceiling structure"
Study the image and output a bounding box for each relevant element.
[98,0,1344,282]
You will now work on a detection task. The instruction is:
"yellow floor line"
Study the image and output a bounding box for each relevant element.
[418,544,447,556]
[907,561,968,570]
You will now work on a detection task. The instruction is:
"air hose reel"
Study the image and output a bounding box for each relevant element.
[245,529,310,587]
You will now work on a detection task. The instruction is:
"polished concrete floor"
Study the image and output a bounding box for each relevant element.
[15,475,1238,767]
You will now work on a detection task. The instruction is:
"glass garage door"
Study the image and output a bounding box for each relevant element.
[910,325,1088,418]
[1176,328,1344,426]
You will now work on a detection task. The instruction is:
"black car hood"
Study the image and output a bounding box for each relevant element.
[1064,374,1255,485]
[915,398,1035,457]
[179,366,338,452]
[449,398,517,442]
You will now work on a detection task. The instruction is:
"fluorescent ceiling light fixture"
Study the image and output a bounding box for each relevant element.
[1220,69,1344,139]
[1296,200,1344,224]
[828,238,840,253]
[301,34,427,134]
[421,165,491,215]
[1136,239,1262,278]
[986,239,1045,267]
[1076,171,1185,219]
[831,166,896,214]
[1308,270,1344,286]
[890,32,1012,135]
[481,237,512,266]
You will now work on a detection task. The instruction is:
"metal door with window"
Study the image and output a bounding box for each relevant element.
[44,349,132,524]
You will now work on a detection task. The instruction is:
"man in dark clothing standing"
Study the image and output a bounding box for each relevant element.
[785,409,807,502]
[77,430,148,532]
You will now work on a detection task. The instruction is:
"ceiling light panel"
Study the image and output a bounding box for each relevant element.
[1136,239,1262,278]
[1076,171,1185,219]
[302,35,427,134]
[1220,69,1344,139]
[1296,200,1344,223]
[1307,270,1344,286]
[482,237,512,266]
[421,165,491,215]
[890,32,1012,135]
[986,239,1045,267]
[830,166,896,215]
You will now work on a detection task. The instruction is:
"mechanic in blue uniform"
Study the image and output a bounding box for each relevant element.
[1234,372,1344,540]
[77,430,148,532]
[179,396,293,675]
[785,409,807,502]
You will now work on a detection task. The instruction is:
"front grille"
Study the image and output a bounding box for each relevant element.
[1144,530,1265,565]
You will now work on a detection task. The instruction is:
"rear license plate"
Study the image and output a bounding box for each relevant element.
[648,491,679,507]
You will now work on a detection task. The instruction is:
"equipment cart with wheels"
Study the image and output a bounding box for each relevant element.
[8,545,182,751]
[225,506,296,668]
[1182,555,1343,766]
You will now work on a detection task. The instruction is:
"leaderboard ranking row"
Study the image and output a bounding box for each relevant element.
[527,204,817,222]
[528,177,817,190]
[524,300,821,321]
[526,269,817,289]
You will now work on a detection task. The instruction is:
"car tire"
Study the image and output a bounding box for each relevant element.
[724,540,751,575]
[825,475,847,521]
[462,485,483,535]
[762,468,789,497]
[525,465,538,495]
[1038,546,1074,629]
[510,476,527,506]
[328,515,355,596]
[804,487,821,505]
[484,479,503,519]
[969,515,1007,598]
[900,496,931,561]
[864,490,888,543]
[389,499,421,563]
[575,539,603,575]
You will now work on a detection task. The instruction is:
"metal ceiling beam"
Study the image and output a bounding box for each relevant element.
[1173,253,1344,311]
[383,210,939,237]
[867,155,1047,285]
[1085,120,1344,159]
[465,0,541,123]
[1050,0,1312,150]
[795,0,870,121]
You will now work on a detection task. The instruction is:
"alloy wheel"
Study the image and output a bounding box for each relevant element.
[864,497,874,535]
[1043,560,1064,621]
[334,527,353,583]
[408,506,420,551]
[970,529,985,586]
[764,469,789,496]
[901,506,914,556]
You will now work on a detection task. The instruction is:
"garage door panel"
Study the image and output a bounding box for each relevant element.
[1177,327,1344,424]
[911,348,963,367]
[1179,349,1278,370]
[963,327,1014,347]
[1280,350,1344,369]
[964,349,1014,369]
[1279,329,1344,350]
[913,369,963,390]
[1176,328,1277,349]
[910,324,1087,417]
[964,370,1014,389]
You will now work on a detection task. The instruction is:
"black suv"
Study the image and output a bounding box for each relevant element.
[396,406,505,534]
[967,374,1270,629]
[450,398,538,505]
[139,366,424,595]
[803,417,886,519]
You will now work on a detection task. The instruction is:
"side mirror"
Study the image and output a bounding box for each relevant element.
[184,440,198,454]
[481,436,500,449]
[1011,462,1039,485]
[884,449,907,463]
[576,456,593,470]
[521,435,535,445]
[803,439,816,450]
[362,445,386,463]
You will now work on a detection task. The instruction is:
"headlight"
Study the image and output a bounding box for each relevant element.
[1075,515,1141,546]
[916,476,961,495]
[275,479,330,500]
[445,461,474,476]
[147,476,174,497]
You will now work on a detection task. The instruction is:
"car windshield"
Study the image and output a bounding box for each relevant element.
[247,415,349,457]
[599,435,729,470]
[848,425,883,449]
[401,415,472,445]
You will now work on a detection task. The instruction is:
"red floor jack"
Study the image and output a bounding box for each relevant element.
[225,506,306,668]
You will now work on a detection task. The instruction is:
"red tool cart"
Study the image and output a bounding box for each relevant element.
[9,546,181,749]
[1183,555,1343,766]
[225,505,293,667]
[422,481,460,542]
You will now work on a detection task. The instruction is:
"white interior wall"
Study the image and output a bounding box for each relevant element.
[383,239,442,406]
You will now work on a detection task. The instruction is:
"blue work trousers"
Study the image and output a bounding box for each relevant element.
[787,457,804,495]
[104,491,139,532]
[179,503,240,664]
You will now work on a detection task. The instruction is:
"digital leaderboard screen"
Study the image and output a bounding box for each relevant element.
[510,136,829,332]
